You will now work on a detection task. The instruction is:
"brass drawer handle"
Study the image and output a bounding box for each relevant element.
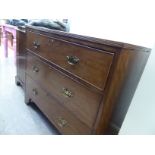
[32,88,38,96]
[62,88,73,98]
[47,39,54,46]
[32,66,39,73]
[48,39,54,43]
[66,56,79,65]
[57,117,68,128]
[33,40,40,49]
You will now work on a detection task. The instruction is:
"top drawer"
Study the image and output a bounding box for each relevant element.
[26,31,114,90]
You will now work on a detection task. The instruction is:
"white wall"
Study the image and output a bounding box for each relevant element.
[1,0,155,48]
[68,0,155,48]
[119,45,155,134]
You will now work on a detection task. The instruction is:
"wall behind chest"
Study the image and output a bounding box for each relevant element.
[119,44,155,134]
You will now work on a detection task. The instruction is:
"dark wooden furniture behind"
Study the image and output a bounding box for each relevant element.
[16,26,151,134]
[15,28,26,88]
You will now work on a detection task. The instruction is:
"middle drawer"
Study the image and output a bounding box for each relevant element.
[26,52,102,128]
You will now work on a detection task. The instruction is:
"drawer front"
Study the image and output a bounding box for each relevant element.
[25,75,91,134]
[26,31,114,90]
[26,53,102,128]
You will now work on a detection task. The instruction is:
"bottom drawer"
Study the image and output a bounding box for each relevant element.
[25,75,91,134]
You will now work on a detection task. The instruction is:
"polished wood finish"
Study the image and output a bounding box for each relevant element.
[104,48,151,134]
[16,25,151,134]
[15,29,26,87]
[25,75,91,134]
[26,52,102,128]
[27,31,114,90]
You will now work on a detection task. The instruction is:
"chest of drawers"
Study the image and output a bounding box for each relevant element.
[16,26,150,134]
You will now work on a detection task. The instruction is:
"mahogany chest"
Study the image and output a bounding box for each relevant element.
[16,26,151,134]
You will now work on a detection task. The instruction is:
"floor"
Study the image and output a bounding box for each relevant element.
[0,46,59,135]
